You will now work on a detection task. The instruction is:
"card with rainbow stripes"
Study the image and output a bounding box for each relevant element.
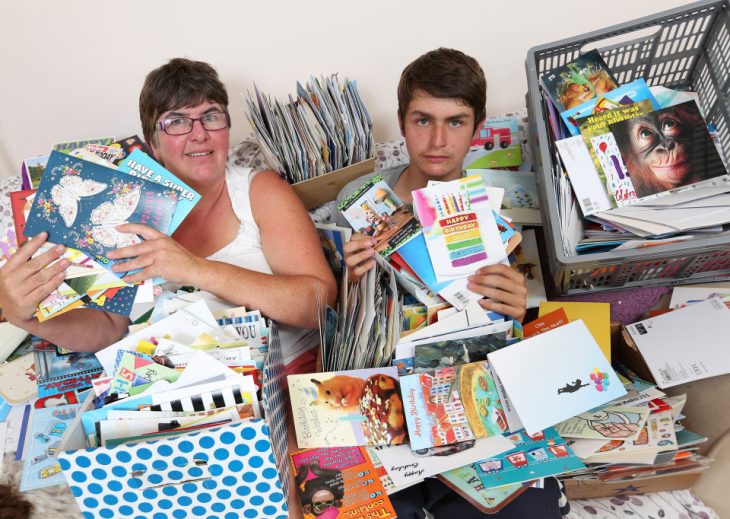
[412,175,506,282]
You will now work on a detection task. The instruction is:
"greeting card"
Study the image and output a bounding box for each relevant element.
[288,366,406,448]
[117,149,201,233]
[475,427,584,487]
[337,175,420,257]
[412,175,506,282]
[488,320,626,435]
[400,361,508,451]
[24,151,178,263]
[541,50,619,112]
[290,447,395,518]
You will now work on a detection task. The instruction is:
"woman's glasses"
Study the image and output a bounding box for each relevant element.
[156,111,231,136]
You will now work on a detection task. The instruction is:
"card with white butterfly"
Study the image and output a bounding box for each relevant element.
[25,151,179,263]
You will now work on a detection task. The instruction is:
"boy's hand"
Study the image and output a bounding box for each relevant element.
[467,264,528,323]
[343,233,377,283]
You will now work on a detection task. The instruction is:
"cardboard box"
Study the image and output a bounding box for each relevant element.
[563,468,707,500]
[291,157,375,210]
[615,325,730,456]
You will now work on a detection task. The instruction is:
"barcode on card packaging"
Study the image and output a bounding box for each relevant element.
[453,291,470,306]
[582,198,594,214]
[658,368,673,383]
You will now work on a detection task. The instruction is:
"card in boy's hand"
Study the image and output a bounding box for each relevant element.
[412,174,507,283]
[24,150,179,263]
[288,366,406,448]
[337,175,420,257]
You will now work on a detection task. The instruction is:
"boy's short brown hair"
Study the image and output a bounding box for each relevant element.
[139,58,229,146]
[397,48,487,130]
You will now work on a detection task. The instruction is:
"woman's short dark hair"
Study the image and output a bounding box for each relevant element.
[139,58,229,145]
[397,48,487,130]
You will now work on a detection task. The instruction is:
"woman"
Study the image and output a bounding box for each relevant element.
[0,58,337,373]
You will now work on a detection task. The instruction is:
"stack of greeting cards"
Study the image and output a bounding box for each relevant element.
[4,146,201,321]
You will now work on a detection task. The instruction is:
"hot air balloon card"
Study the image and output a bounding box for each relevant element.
[337,175,420,257]
[25,150,178,265]
[488,320,626,436]
[474,427,585,487]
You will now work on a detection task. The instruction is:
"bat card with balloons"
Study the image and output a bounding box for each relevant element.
[487,320,626,436]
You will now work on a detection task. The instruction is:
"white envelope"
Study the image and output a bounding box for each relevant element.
[400,300,493,343]
[556,135,613,215]
[626,298,730,388]
[633,182,730,207]
[371,434,514,487]
[96,299,221,375]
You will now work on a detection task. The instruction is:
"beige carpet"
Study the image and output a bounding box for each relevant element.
[0,455,80,519]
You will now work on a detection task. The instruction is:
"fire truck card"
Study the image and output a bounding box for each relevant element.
[464,115,522,169]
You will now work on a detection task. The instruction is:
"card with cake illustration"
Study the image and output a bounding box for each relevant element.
[24,150,179,264]
[288,366,406,448]
[400,361,509,452]
[412,175,506,283]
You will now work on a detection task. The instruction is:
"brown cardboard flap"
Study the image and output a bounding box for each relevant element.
[563,468,706,500]
[290,158,376,210]
[614,325,656,384]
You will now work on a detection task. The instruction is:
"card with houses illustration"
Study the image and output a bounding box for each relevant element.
[487,320,626,435]
[400,361,509,451]
[288,366,406,448]
[24,151,178,263]
[474,427,585,488]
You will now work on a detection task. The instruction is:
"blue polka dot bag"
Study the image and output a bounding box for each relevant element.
[57,323,291,519]
[58,419,288,519]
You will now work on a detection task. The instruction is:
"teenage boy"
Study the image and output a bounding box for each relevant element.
[336,48,527,323]
[335,48,568,518]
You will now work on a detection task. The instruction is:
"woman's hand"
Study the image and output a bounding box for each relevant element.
[467,263,527,323]
[0,232,69,327]
[343,232,377,283]
[107,224,204,285]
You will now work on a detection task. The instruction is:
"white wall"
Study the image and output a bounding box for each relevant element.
[0,0,694,180]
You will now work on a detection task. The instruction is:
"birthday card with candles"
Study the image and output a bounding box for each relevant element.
[412,175,507,282]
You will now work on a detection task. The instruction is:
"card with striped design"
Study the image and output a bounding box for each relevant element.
[412,175,507,283]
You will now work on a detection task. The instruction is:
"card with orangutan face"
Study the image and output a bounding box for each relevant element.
[610,100,728,199]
